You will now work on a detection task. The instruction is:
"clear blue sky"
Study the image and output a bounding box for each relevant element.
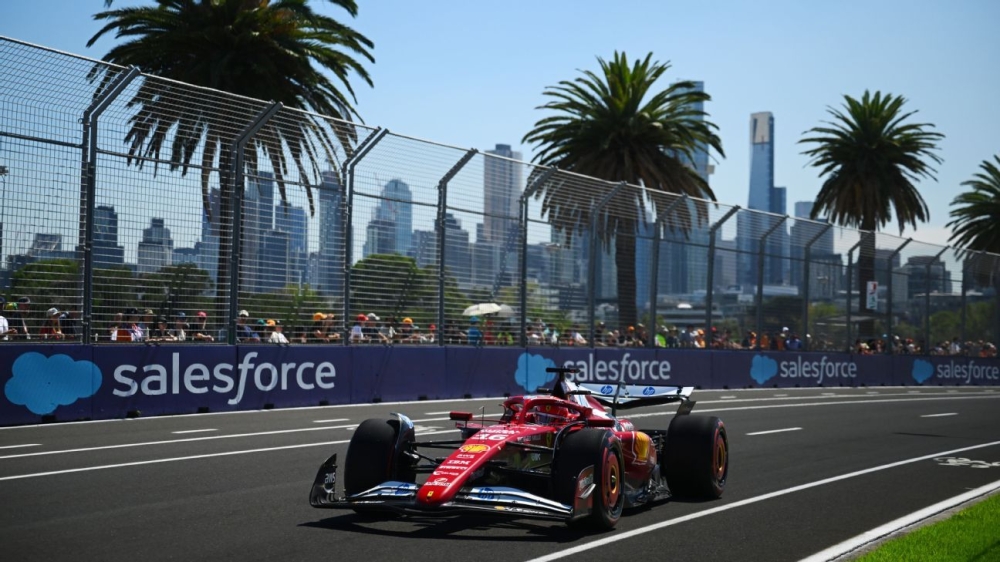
[2,0,998,249]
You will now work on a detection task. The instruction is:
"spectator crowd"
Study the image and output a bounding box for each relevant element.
[0,296,996,357]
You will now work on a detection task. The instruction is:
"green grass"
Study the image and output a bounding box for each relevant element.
[856,492,1000,561]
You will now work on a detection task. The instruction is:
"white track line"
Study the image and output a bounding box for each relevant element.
[525,440,1000,562]
[720,396,737,399]
[0,425,355,460]
[312,418,350,424]
[0,429,459,482]
[424,411,455,415]
[920,413,958,418]
[773,394,788,397]
[747,427,802,436]
[0,444,40,450]
[171,429,217,435]
[801,478,1000,562]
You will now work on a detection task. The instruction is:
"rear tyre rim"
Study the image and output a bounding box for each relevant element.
[603,450,621,512]
[714,431,727,482]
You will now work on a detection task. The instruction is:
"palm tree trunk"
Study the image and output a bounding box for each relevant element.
[615,223,638,332]
[215,149,234,336]
[857,223,877,344]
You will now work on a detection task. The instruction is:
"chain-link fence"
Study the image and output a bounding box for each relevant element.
[2,35,998,354]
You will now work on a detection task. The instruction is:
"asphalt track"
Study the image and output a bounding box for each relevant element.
[1,387,999,562]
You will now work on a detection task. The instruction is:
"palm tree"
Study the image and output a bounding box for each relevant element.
[522,52,723,329]
[948,155,1000,253]
[87,0,374,214]
[947,155,1000,338]
[86,0,373,336]
[799,90,943,338]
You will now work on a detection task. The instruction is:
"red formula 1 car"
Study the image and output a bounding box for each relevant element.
[309,368,728,529]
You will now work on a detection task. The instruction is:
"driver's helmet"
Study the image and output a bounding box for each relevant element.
[526,404,572,425]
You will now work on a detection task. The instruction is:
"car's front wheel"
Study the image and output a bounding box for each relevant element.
[554,429,625,530]
[344,417,415,514]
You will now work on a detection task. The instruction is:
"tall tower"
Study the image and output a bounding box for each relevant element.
[317,171,344,296]
[483,144,523,245]
[738,112,787,288]
[363,179,412,258]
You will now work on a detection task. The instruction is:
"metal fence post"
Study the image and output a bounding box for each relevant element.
[801,223,833,351]
[588,182,625,346]
[519,167,557,347]
[436,149,477,344]
[755,215,788,346]
[885,238,912,353]
[924,246,949,353]
[844,232,872,352]
[226,102,283,344]
[704,206,739,339]
[646,194,689,349]
[340,128,388,343]
[960,256,970,349]
[79,66,140,343]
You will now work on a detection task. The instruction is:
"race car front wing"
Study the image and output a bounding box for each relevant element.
[309,453,593,521]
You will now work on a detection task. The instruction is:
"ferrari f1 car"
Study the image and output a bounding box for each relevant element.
[309,367,728,529]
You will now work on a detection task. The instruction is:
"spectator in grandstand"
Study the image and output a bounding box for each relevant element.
[571,325,587,346]
[679,324,695,348]
[379,315,397,344]
[348,314,366,343]
[140,309,155,339]
[11,297,31,339]
[232,310,261,343]
[59,310,81,340]
[171,312,187,342]
[466,316,483,346]
[39,307,65,340]
[324,314,341,342]
[397,317,419,343]
[786,333,802,350]
[149,316,176,342]
[358,313,377,343]
[109,311,129,342]
[425,323,437,344]
[265,319,288,344]
[191,311,214,342]
[309,312,327,342]
[0,297,16,340]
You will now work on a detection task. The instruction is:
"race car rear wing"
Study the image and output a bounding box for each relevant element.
[576,382,696,416]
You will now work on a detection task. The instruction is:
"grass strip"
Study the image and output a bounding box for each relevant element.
[856,492,1000,561]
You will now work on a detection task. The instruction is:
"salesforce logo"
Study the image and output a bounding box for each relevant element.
[750,354,857,385]
[911,359,934,384]
[914,359,1000,385]
[4,352,102,415]
[514,352,556,392]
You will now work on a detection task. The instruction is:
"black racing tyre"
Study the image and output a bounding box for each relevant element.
[554,429,625,530]
[344,418,415,499]
[664,415,728,499]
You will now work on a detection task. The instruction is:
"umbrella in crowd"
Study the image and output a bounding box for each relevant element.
[462,303,502,317]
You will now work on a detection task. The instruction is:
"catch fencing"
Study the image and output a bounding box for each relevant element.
[1,35,998,354]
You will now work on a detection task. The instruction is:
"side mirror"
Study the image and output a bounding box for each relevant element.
[450,411,473,421]
[588,417,616,428]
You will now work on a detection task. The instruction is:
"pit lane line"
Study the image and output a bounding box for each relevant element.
[525,439,1000,562]
[0,429,461,482]
[800,479,1000,562]
[2,395,997,461]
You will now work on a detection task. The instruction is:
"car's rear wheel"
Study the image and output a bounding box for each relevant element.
[554,429,625,530]
[664,415,728,499]
[344,418,415,515]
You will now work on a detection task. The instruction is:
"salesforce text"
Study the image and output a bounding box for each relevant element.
[113,352,335,405]
[936,361,999,384]
[779,356,857,385]
[563,353,671,382]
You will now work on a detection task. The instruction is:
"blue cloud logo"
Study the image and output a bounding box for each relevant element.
[750,354,779,385]
[514,353,556,392]
[912,359,934,384]
[4,352,102,415]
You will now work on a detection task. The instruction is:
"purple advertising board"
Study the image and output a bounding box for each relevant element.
[1,344,998,425]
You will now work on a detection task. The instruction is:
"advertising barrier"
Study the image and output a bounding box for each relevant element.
[2,345,998,426]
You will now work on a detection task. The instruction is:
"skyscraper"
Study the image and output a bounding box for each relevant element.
[137,218,173,274]
[363,179,413,259]
[483,144,523,245]
[275,201,308,286]
[737,112,787,288]
[93,205,124,269]
[789,201,837,295]
[317,171,344,296]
